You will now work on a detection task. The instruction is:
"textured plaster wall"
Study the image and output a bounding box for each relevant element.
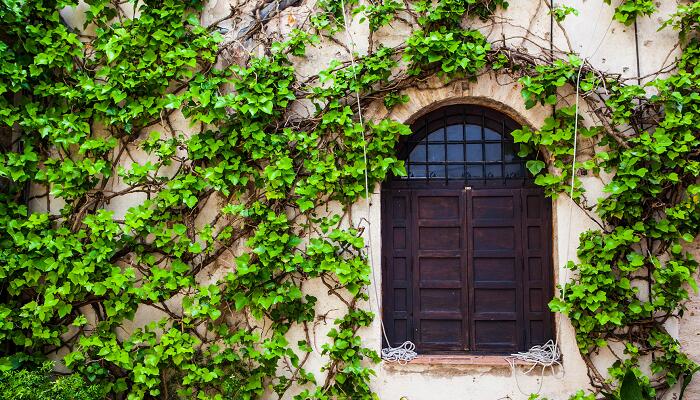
[54,1,695,399]
[680,237,700,400]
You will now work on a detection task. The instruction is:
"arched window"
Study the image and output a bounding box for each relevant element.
[381,104,554,354]
[398,104,527,184]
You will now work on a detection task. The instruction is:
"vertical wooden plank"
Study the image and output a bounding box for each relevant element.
[515,188,525,352]
[466,187,475,352]
[410,190,420,349]
[461,187,469,351]
[380,189,394,347]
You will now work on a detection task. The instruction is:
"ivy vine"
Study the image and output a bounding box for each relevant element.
[1,0,699,399]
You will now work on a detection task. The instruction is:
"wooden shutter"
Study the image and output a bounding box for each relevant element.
[382,186,553,353]
[467,188,524,353]
[381,189,414,347]
[411,189,468,352]
[520,188,554,348]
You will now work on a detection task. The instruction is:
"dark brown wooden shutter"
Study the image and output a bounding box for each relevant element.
[520,188,554,348]
[381,189,414,347]
[410,190,468,352]
[382,186,553,353]
[467,188,524,353]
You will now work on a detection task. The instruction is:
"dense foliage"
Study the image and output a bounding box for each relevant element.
[0,1,408,398]
[0,0,699,399]
[0,361,105,400]
[517,4,700,397]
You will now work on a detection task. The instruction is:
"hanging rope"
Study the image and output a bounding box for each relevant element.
[337,0,417,364]
[507,2,615,396]
[506,339,562,394]
[505,59,586,393]
[508,340,561,371]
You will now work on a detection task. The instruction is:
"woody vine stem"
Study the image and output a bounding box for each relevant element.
[1,0,699,399]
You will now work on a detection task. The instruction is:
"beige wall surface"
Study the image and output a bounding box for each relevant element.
[680,237,700,400]
[55,1,697,399]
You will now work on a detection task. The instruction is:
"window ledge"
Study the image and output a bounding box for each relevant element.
[402,355,524,366]
[381,354,560,372]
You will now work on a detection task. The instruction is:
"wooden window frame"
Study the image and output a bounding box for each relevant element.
[381,105,554,355]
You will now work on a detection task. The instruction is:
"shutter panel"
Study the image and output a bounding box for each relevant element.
[467,188,523,353]
[520,188,554,348]
[383,186,553,354]
[411,189,468,352]
[381,189,414,347]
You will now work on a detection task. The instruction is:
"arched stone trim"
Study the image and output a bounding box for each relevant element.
[365,72,551,132]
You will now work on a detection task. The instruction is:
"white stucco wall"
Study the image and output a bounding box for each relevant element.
[52,1,696,399]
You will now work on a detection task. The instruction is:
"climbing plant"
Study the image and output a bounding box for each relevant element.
[1,0,699,400]
[515,4,700,397]
[605,0,656,24]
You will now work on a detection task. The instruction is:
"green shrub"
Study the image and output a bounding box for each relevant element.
[0,362,105,400]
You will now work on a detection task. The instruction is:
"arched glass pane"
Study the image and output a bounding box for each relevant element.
[446,125,463,141]
[409,143,426,162]
[399,106,530,182]
[466,124,481,140]
[485,143,501,161]
[408,163,426,178]
[428,128,444,142]
[485,165,501,178]
[447,144,464,161]
[428,144,444,162]
[467,143,483,162]
[428,164,445,178]
[505,163,524,178]
[504,142,516,162]
[484,127,501,140]
[467,165,483,178]
[448,165,464,178]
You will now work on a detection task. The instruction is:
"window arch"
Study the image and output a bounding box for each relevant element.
[381,104,554,354]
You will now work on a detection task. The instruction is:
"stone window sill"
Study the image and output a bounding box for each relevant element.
[401,355,524,366]
[381,354,560,373]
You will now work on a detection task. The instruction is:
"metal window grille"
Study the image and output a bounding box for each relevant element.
[398,105,529,185]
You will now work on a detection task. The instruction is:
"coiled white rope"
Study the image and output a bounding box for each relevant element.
[338,0,417,364]
[381,341,418,364]
[506,340,561,373]
[506,340,563,395]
